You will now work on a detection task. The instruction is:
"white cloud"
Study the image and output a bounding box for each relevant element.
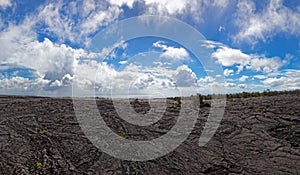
[210,42,287,74]
[224,69,234,76]
[238,84,247,89]
[262,70,300,90]
[82,0,96,14]
[0,14,131,93]
[160,47,189,60]
[198,76,216,83]
[75,61,117,92]
[37,2,75,42]
[218,26,225,32]
[234,0,300,44]
[212,0,229,8]
[246,56,284,73]
[49,73,74,88]
[131,73,176,91]
[144,0,230,15]
[200,40,225,49]
[107,0,230,16]
[35,1,123,44]
[171,65,197,87]
[90,39,128,59]
[73,61,200,97]
[80,6,122,36]
[225,82,236,88]
[239,75,249,82]
[0,0,11,8]
[0,19,118,92]
[263,77,285,87]
[153,41,189,60]
[0,76,49,91]
[107,0,230,23]
[144,0,188,14]
[108,0,136,8]
[118,60,128,65]
[1,38,77,82]
[212,46,251,67]
[253,75,267,80]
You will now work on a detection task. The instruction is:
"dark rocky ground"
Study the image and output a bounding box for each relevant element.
[0,94,299,174]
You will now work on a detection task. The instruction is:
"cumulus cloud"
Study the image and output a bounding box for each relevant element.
[171,65,197,87]
[72,60,200,97]
[49,74,74,88]
[262,70,300,90]
[0,38,77,83]
[263,77,285,87]
[224,69,234,76]
[110,64,198,94]
[107,0,136,8]
[209,41,287,74]
[212,46,251,68]
[239,75,249,82]
[153,41,189,60]
[0,76,50,92]
[234,0,300,44]
[0,18,132,95]
[198,76,216,83]
[246,56,285,73]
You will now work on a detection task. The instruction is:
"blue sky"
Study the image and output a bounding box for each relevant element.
[0,0,300,97]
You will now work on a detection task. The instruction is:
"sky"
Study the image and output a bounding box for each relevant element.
[0,0,300,97]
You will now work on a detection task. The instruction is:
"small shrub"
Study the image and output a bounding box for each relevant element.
[118,133,128,139]
[49,105,55,111]
[36,162,42,170]
[174,97,181,106]
[255,107,261,112]
[133,98,139,104]
[35,128,45,135]
[223,169,229,174]
[39,129,45,135]
[247,103,254,109]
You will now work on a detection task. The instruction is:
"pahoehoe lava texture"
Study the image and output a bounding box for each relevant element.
[98,99,181,141]
[0,94,299,174]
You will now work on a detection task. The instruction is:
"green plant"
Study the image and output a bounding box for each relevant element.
[256,107,261,112]
[223,169,229,174]
[39,129,45,135]
[247,103,254,109]
[35,128,45,135]
[36,162,42,170]
[118,133,128,139]
[49,105,55,111]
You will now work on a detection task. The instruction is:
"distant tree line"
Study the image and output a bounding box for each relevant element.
[194,89,300,100]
